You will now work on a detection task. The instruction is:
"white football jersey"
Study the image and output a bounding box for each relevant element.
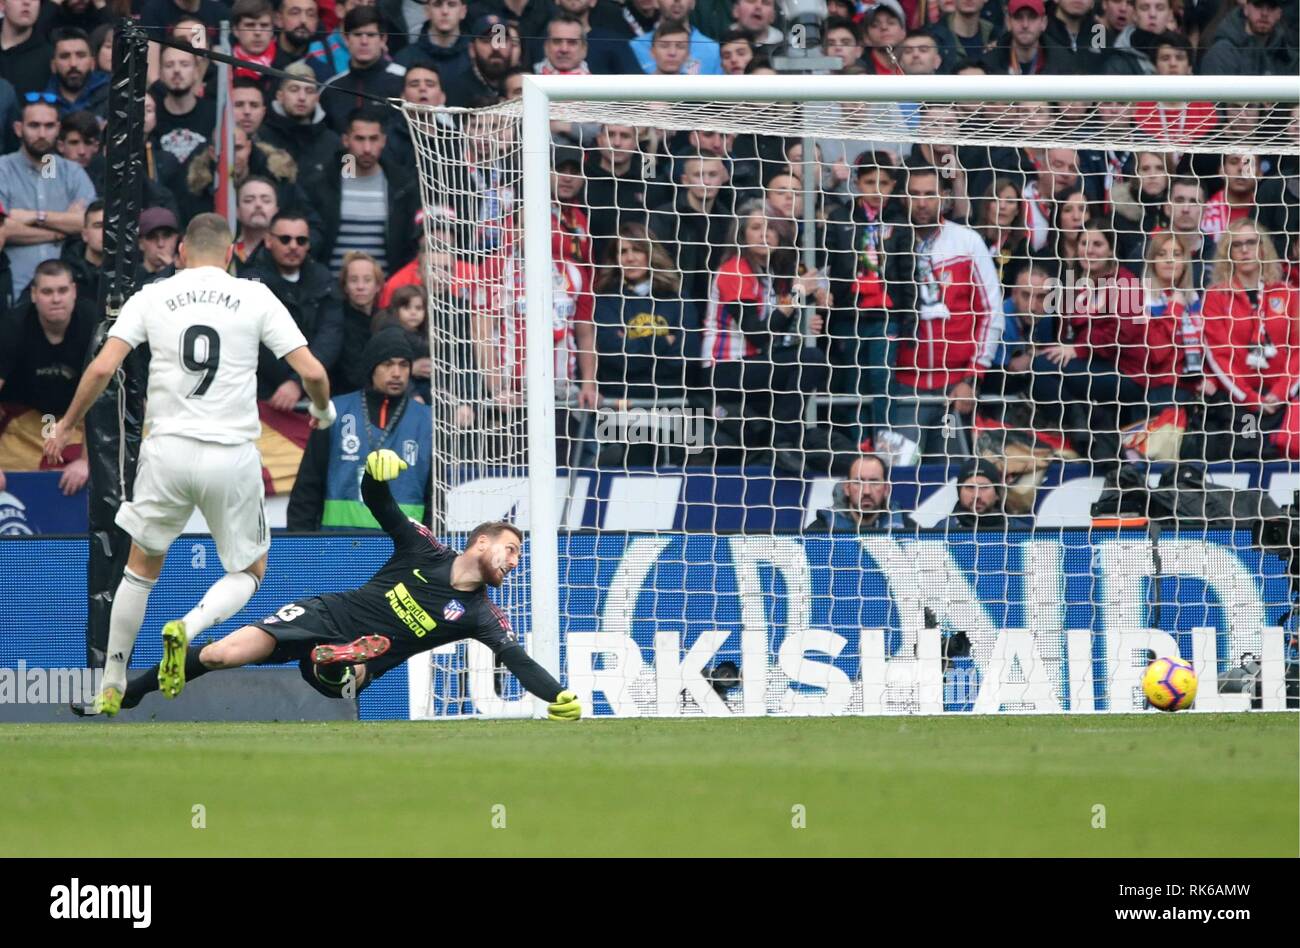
[109,265,308,444]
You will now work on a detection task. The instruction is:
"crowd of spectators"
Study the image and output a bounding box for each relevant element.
[0,0,1296,532]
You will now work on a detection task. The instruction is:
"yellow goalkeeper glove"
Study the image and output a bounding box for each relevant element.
[365,449,408,482]
[547,689,581,721]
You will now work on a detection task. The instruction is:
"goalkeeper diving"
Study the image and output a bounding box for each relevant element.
[110,449,581,721]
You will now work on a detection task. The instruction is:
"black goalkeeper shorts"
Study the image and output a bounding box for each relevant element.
[251,596,352,665]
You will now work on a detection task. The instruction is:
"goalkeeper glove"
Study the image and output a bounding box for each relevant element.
[308,399,337,429]
[547,689,581,721]
[365,449,408,481]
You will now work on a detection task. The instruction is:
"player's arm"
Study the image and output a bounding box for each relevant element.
[44,337,133,464]
[476,605,580,720]
[283,345,334,426]
[360,449,425,549]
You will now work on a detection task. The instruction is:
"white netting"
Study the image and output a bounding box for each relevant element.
[401,88,1298,719]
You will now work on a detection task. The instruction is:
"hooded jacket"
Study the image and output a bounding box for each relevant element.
[1201,6,1298,76]
[256,101,343,186]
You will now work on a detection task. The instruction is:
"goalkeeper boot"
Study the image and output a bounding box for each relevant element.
[158,620,189,699]
[311,635,391,666]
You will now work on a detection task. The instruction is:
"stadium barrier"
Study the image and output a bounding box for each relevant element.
[0,532,1291,720]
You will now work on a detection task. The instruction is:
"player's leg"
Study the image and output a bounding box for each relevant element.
[160,443,271,697]
[119,623,278,709]
[94,439,192,714]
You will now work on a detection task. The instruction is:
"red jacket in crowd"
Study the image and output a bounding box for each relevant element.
[1060,266,1141,366]
[1201,281,1298,407]
[1113,285,1192,390]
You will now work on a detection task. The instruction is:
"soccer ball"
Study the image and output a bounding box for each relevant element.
[1142,656,1198,711]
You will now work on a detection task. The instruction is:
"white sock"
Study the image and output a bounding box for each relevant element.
[180,571,260,642]
[103,568,156,692]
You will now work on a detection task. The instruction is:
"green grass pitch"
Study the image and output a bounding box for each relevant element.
[2,714,1295,857]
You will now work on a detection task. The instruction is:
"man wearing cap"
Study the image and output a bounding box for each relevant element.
[979,0,1073,75]
[441,12,513,107]
[138,206,181,285]
[257,61,343,185]
[0,98,97,298]
[939,458,1034,531]
[287,326,433,530]
[1201,0,1296,77]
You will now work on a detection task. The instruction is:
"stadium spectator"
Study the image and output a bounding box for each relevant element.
[982,259,1057,398]
[46,28,109,118]
[89,22,114,75]
[231,78,269,139]
[826,152,899,438]
[940,458,1034,531]
[395,0,470,74]
[137,206,180,285]
[971,176,1029,290]
[1141,230,1204,400]
[307,106,419,275]
[1200,219,1297,461]
[536,15,591,75]
[167,15,217,98]
[647,20,696,75]
[382,66,445,176]
[231,175,279,272]
[275,0,326,75]
[930,0,997,72]
[719,29,755,74]
[730,0,783,50]
[1102,0,1176,76]
[1038,185,1087,278]
[823,17,866,70]
[702,197,832,468]
[0,259,96,422]
[631,0,721,75]
[257,62,342,185]
[334,250,385,394]
[583,124,650,263]
[882,159,1002,460]
[861,1,907,74]
[248,211,344,409]
[0,201,10,311]
[0,99,96,297]
[592,221,693,407]
[1030,216,1142,460]
[371,283,435,404]
[1111,151,1174,266]
[1201,153,1292,248]
[440,13,512,107]
[1200,0,1297,78]
[180,126,315,240]
[124,85,185,217]
[306,0,364,79]
[981,0,1073,75]
[58,200,104,305]
[151,44,217,166]
[899,29,943,79]
[543,0,645,75]
[474,0,554,63]
[55,110,101,171]
[48,0,111,34]
[647,152,734,313]
[806,453,907,532]
[1042,0,1101,73]
[1023,148,1081,254]
[1160,175,1212,291]
[287,327,434,530]
[0,0,53,96]
[318,7,406,133]
[229,0,282,82]
[0,76,16,155]
[1133,33,1218,144]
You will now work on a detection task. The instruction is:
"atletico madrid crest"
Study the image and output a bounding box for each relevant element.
[443,600,465,621]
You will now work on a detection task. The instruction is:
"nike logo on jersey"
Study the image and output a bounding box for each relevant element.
[412,569,428,584]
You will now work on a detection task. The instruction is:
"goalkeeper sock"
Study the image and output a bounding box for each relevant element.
[120,649,210,708]
[180,571,260,642]
[103,568,156,693]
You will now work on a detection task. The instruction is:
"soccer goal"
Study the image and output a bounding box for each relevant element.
[399,74,1299,719]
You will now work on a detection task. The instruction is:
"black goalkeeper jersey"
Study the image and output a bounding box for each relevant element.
[319,472,563,701]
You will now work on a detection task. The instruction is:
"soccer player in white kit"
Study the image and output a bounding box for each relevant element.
[44,213,336,715]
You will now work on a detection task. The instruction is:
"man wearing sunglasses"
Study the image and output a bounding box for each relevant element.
[0,98,97,297]
[0,0,53,97]
[248,211,344,412]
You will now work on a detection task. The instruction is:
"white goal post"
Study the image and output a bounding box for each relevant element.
[401,74,1298,719]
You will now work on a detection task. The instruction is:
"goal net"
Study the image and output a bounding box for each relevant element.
[400,75,1299,719]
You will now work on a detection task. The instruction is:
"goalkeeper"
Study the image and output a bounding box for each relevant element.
[108,449,581,721]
